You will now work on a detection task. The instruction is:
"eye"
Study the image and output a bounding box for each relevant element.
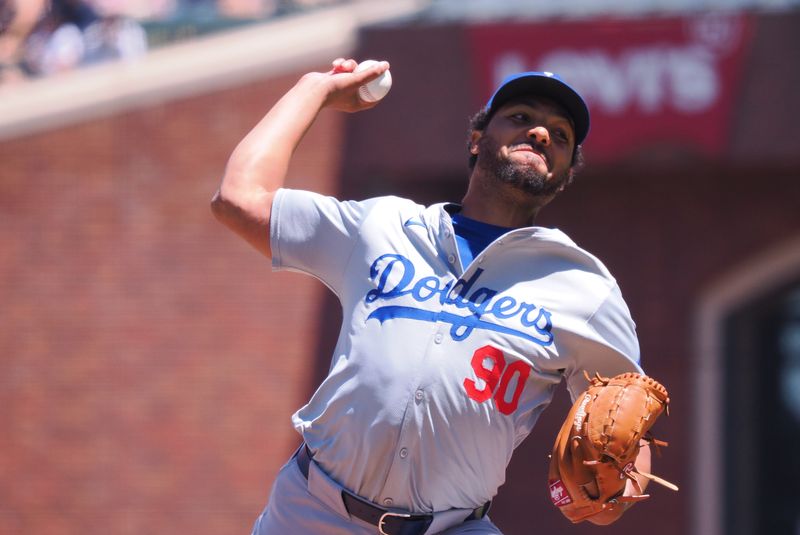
[553,129,570,143]
[509,112,530,123]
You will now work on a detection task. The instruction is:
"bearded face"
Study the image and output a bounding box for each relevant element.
[475,135,571,197]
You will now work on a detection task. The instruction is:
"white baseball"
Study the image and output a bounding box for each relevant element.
[355,59,392,103]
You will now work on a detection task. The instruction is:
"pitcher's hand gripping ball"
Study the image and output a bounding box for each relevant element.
[355,59,392,103]
[548,372,678,523]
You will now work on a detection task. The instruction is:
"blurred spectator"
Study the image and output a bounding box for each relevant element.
[217,0,279,19]
[0,0,47,85]
[58,0,102,29]
[1,0,351,85]
[17,0,147,78]
[0,0,14,31]
[83,14,147,64]
[21,2,88,75]
[90,0,177,20]
[290,0,344,7]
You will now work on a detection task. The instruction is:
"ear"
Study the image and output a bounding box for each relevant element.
[469,130,481,154]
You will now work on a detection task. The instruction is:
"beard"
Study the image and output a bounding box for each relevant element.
[476,136,569,197]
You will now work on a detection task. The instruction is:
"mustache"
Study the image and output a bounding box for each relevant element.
[509,143,550,168]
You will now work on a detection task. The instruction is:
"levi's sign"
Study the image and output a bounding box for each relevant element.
[468,13,753,161]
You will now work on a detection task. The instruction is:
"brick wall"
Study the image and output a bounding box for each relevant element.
[0,67,341,534]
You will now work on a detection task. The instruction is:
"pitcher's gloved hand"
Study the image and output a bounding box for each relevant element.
[548,372,678,524]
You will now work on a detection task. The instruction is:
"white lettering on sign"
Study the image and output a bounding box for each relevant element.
[687,12,745,55]
[494,45,720,115]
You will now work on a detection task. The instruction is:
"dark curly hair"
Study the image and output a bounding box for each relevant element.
[466,108,585,175]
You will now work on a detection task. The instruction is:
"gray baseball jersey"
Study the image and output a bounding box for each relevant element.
[270,188,642,514]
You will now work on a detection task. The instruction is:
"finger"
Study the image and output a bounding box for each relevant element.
[362,60,390,74]
[329,57,344,74]
[351,60,390,84]
[331,58,358,74]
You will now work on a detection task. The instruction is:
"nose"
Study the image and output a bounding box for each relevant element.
[527,126,550,146]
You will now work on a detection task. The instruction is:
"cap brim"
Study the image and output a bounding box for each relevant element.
[486,73,590,145]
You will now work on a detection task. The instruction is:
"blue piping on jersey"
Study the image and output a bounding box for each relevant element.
[403,217,427,228]
[367,306,553,345]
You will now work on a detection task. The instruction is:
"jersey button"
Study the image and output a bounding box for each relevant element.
[434,333,443,344]
[383,498,394,506]
[415,389,424,401]
[399,448,408,459]
[447,254,456,264]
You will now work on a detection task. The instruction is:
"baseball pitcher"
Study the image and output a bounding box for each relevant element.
[212,58,675,534]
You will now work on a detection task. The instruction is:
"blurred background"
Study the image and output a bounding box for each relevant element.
[1,0,799,534]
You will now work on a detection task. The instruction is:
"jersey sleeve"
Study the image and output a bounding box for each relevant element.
[563,284,643,401]
[269,188,372,294]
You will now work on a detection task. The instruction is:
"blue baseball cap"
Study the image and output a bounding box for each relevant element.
[485,71,590,145]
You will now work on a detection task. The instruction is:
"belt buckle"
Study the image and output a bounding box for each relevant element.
[378,511,413,535]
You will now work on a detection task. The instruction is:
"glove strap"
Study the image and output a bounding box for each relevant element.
[636,470,680,492]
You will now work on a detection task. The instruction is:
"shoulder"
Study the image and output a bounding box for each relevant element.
[366,194,425,213]
[275,189,422,220]
[278,189,419,209]
[528,227,617,284]
[356,195,427,228]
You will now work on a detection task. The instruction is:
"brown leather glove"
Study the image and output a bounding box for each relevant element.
[548,372,678,524]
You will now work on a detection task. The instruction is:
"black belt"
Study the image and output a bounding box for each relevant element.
[295,445,490,535]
